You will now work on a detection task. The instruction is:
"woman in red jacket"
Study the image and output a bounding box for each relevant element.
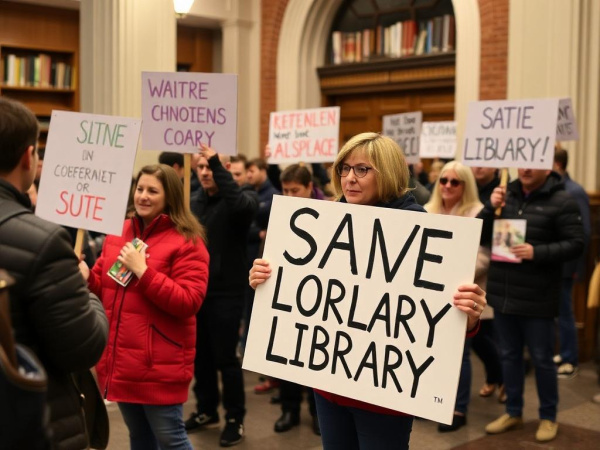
[83,164,209,450]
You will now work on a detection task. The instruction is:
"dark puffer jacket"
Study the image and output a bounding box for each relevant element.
[0,179,108,450]
[478,172,584,318]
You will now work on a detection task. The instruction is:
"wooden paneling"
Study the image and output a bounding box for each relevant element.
[0,2,78,52]
[575,191,600,361]
[177,26,214,73]
[329,87,454,145]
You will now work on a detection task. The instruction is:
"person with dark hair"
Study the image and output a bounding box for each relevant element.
[229,155,249,187]
[552,146,590,379]
[159,152,185,179]
[481,167,585,442]
[250,132,486,450]
[81,163,210,449]
[0,97,108,449]
[269,163,324,435]
[470,166,505,402]
[186,145,258,447]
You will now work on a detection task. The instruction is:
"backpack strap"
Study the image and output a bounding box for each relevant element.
[0,199,30,227]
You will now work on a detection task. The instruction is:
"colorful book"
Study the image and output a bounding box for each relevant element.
[107,238,148,287]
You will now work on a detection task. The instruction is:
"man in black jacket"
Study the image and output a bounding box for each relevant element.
[479,168,584,443]
[0,97,108,449]
[187,144,258,447]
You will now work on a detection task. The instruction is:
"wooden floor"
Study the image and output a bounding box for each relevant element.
[105,359,600,449]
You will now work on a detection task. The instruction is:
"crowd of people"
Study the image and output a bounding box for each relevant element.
[0,96,598,449]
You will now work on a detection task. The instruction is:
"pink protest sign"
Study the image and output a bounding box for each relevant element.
[142,71,238,155]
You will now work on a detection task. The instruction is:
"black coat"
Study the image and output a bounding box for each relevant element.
[0,179,108,450]
[190,156,258,295]
[478,173,584,318]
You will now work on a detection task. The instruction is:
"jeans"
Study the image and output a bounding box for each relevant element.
[494,311,558,421]
[280,381,316,416]
[314,392,413,450]
[558,277,579,366]
[472,319,503,385]
[192,293,246,421]
[455,338,472,415]
[118,403,192,450]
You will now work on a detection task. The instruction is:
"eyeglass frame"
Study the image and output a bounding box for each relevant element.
[336,164,374,178]
[438,177,464,187]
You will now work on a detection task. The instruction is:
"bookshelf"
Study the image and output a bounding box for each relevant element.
[328,0,455,66]
[319,0,456,146]
[0,1,79,151]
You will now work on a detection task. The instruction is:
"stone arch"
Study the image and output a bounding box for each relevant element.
[276,0,481,153]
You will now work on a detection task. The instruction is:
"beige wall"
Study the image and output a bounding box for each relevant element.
[508,0,600,190]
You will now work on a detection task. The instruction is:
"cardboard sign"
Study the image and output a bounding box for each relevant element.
[556,98,579,141]
[382,112,422,165]
[142,71,238,155]
[462,98,559,169]
[420,121,457,159]
[36,111,141,235]
[267,107,340,164]
[243,196,482,424]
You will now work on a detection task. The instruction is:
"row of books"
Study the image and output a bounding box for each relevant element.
[2,54,75,89]
[331,14,455,65]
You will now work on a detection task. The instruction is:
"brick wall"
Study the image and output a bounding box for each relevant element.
[260,0,289,154]
[478,0,509,100]
[260,0,510,145]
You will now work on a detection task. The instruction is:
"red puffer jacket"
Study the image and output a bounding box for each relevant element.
[88,214,209,404]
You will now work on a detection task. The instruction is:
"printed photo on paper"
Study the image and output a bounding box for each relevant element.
[491,219,526,263]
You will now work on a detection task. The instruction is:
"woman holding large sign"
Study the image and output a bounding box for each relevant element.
[249,133,486,449]
[81,164,209,449]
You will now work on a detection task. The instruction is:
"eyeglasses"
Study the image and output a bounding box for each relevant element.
[336,164,373,178]
[439,177,463,187]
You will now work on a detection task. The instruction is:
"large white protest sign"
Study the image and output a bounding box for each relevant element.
[556,98,579,141]
[142,71,238,155]
[462,98,559,169]
[382,112,422,165]
[420,121,457,159]
[36,111,141,235]
[243,196,482,424]
[267,107,340,164]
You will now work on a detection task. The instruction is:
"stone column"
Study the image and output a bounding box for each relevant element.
[80,0,176,170]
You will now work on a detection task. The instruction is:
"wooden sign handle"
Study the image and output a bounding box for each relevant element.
[184,154,191,207]
[74,228,85,259]
[494,168,509,217]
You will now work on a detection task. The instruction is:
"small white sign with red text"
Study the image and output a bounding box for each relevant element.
[268,107,340,164]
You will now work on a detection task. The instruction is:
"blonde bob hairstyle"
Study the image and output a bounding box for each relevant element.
[332,132,411,204]
[424,161,482,217]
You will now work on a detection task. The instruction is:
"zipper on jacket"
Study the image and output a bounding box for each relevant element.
[105,287,127,399]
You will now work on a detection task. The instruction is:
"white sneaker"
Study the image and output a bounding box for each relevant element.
[557,363,578,379]
[552,354,562,365]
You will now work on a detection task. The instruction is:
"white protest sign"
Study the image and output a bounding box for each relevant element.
[420,121,457,159]
[556,98,579,141]
[243,196,482,424]
[462,98,559,169]
[142,71,238,155]
[36,111,141,235]
[267,107,340,164]
[382,112,422,165]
